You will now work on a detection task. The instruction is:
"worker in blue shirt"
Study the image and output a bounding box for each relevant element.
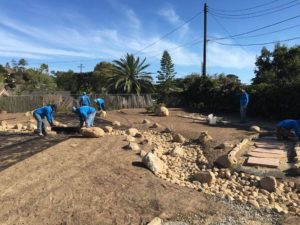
[94,98,105,111]
[33,104,57,136]
[73,106,96,128]
[276,119,300,141]
[239,88,249,123]
[79,92,91,106]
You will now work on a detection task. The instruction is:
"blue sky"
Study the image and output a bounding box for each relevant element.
[0,0,299,83]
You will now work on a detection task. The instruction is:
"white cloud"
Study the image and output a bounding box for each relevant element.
[125,9,141,30]
[207,42,255,69]
[158,3,189,38]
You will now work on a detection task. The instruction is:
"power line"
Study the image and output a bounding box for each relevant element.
[209,1,300,19]
[209,14,300,41]
[209,13,248,52]
[133,11,203,55]
[211,36,300,46]
[208,24,300,40]
[209,0,298,16]
[209,0,281,12]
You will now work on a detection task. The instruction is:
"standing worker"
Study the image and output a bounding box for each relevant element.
[33,104,56,136]
[79,92,91,106]
[94,98,105,111]
[276,119,300,141]
[239,88,249,124]
[73,106,96,128]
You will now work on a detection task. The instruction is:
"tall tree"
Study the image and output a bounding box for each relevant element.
[92,61,114,93]
[156,50,178,97]
[107,53,153,94]
[157,50,176,83]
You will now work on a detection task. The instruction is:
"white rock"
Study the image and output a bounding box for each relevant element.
[155,106,169,117]
[81,127,105,138]
[125,142,140,151]
[126,128,139,136]
[170,146,184,157]
[250,125,261,133]
[112,121,121,127]
[99,110,107,118]
[172,133,186,143]
[142,152,167,175]
[148,217,163,225]
[13,123,23,130]
[103,126,113,133]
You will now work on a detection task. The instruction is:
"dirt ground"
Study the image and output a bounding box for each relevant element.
[0,108,298,225]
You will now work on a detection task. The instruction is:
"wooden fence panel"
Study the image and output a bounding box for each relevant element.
[0,94,153,113]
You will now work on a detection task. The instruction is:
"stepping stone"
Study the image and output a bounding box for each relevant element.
[254,143,284,149]
[247,157,279,168]
[247,152,283,159]
[252,148,285,156]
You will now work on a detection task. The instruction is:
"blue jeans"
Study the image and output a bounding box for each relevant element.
[240,105,247,123]
[33,113,46,134]
[85,112,96,127]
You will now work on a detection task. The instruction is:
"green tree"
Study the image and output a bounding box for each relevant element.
[156,50,178,96]
[92,61,114,93]
[107,53,153,94]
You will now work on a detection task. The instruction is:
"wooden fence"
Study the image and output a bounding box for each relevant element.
[0,94,153,113]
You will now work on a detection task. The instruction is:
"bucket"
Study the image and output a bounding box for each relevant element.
[208,114,217,125]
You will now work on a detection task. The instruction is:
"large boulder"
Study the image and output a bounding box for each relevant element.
[170,146,184,157]
[250,125,261,133]
[155,106,169,117]
[142,119,151,124]
[13,123,23,131]
[142,152,167,175]
[99,111,107,118]
[260,176,277,192]
[112,121,121,127]
[0,120,8,129]
[103,126,113,133]
[125,142,140,151]
[172,133,186,143]
[199,131,213,145]
[126,128,139,136]
[81,127,105,138]
[194,171,216,185]
[215,154,237,168]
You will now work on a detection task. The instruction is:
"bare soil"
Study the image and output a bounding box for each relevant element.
[0,109,298,225]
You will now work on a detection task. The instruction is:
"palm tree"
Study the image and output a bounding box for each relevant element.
[107,53,153,94]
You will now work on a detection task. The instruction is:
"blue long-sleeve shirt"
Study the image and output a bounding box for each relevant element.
[79,95,91,106]
[277,119,300,140]
[95,98,105,110]
[33,106,54,123]
[75,106,96,120]
[240,92,249,107]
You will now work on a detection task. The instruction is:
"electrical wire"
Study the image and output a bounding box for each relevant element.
[211,36,300,46]
[209,0,281,12]
[209,2,300,20]
[209,14,300,41]
[208,24,300,40]
[133,11,203,55]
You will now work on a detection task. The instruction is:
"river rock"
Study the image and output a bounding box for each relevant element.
[103,126,113,133]
[194,171,216,185]
[155,106,169,117]
[125,142,140,151]
[199,131,213,145]
[99,110,107,118]
[143,119,151,124]
[250,125,261,133]
[112,121,121,127]
[148,217,163,225]
[126,128,139,136]
[13,123,23,130]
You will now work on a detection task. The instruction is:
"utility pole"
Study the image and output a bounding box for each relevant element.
[78,64,85,74]
[202,2,207,77]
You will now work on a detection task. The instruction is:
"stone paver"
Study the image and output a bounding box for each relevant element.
[247,157,280,168]
[252,148,284,156]
[247,152,283,159]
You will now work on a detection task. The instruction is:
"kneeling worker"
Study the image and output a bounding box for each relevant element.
[33,104,56,136]
[94,98,105,111]
[276,119,300,141]
[73,106,96,128]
